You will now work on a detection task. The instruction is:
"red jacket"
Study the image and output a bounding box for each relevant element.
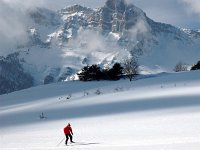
[64,125,73,135]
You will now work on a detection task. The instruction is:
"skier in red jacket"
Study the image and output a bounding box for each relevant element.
[64,123,74,145]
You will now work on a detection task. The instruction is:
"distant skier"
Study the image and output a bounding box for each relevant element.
[64,123,74,145]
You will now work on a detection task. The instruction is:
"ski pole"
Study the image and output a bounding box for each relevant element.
[57,137,65,146]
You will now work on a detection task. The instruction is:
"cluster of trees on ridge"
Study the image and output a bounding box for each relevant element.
[191,60,200,71]
[77,58,200,82]
[77,58,139,81]
[174,60,200,72]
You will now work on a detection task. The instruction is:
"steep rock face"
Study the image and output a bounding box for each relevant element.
[181,28,200,39]
[27,0,196,59]
[0,53,34,95]
[55,0,196,56]
[54,0,155,55]
[25,0,200,52]
[58,0,147,34]
[88,0,146,33]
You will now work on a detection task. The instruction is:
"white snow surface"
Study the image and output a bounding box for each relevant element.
[1,71,200,150]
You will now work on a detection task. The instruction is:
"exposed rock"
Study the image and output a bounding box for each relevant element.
[0,53,34,95]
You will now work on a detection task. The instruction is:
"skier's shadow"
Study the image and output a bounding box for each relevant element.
[70,142,99,146]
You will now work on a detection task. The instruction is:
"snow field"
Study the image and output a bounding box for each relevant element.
[1,71,200,149]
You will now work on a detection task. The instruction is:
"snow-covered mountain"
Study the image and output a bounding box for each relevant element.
[0,0,200,94]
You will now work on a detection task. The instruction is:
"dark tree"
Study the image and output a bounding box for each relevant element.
[174,62,187,72]
[77,65,102,81]
[78,63,123,81]
[77,66,90,81]
[191,60,200,70]
[107,63,123,80]
[123,57,139,81]
[88,64,103,81]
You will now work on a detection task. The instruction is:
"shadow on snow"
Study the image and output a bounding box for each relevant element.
[1,94,200,128]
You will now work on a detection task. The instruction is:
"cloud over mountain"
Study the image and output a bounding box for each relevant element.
[0,0,44,55]
[181,0,200,15]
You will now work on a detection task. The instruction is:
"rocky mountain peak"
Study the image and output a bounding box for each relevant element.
[104,0,145,17]
[59,4,93,15]
[98,0,147,33]
[105,0,127,12]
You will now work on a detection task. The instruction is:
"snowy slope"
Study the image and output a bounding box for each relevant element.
[1,71,200,150]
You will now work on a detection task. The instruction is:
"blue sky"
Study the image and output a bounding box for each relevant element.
[42,0,200,29]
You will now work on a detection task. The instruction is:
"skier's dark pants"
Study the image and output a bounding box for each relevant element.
[65,134,73,144]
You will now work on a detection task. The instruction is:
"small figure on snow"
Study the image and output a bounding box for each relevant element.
[64,123,74,145]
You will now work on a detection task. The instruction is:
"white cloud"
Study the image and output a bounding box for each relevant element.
[2,0,44,9]
[0,1,26,54]
[128,19,150,43]
[181,0,200,15]
[67,28,119,53]
[0,0,45,55]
